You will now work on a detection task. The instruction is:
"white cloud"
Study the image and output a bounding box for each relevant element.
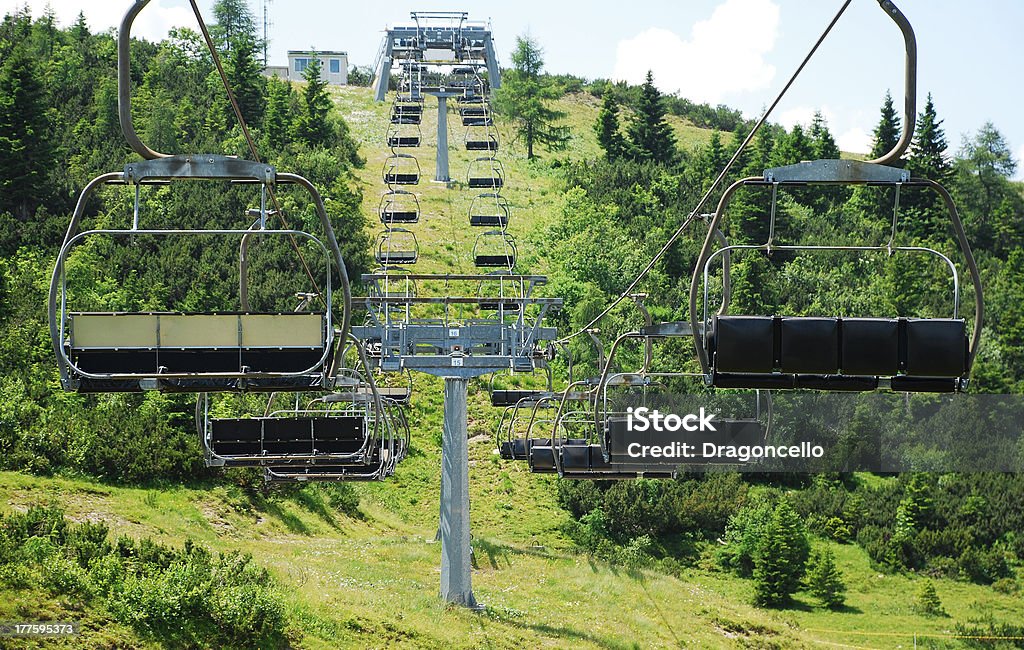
[612,0,779,104]
[776,106,836,131]
[836,127,871,155]
[15,1,196,42]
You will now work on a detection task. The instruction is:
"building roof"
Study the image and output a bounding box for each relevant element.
[288,50,348,56]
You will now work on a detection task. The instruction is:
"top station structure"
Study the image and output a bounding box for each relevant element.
[372,12,501,102]
[371,12,502,183]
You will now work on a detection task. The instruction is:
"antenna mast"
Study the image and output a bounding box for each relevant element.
[262,0,272,66]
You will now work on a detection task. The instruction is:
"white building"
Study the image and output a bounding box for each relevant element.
[286,51,348,85]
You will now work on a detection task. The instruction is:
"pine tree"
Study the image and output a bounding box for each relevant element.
[807,112,848,208]
[806,548,846,609]
[225,30,266,128]
[0,43,54,220]
[771,124,813,167]
[212,0,259,52]
[854,91,905,225]
[914,580,946,616]
[869,90,902,164]
[809,111,840,160]
[904,94,951,239]
[496,35,569,160]
[295,56,336,148]
[627,70,676,165]
[594,93,627,161]
[752,501,810,607]
[263,75,295,150]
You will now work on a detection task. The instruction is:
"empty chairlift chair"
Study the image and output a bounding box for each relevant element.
[391,103,422,125]
[462,106,493,127]
[469,193,510,228]
[467,157,504,189]
[387,121,422,148]
[202,343,410,480]
[376,227,419,266]
[379,190,420,225]
[382,153,421,186]
[464,127,498,152]
[689,160,983,393]
[50,156,343,394]
[473,230,516,269]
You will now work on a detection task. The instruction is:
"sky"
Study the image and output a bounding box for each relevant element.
[7,0,1024,179]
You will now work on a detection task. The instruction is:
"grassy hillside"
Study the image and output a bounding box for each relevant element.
[333,86,716,277]
[4,468,1022,649]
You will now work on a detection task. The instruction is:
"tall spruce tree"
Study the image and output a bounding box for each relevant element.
[594,93,627,161]
[496,35,568,160]
[752,501,810,607]
[0,43,54,219]
[225,30,266,127]
[627,70,676,164]
[212,0,259,52]
[263,75,295,150]
[854,91,904,222]
[809,111,840,160]
[808,112,848,208]
[869,89,902,164]
[295,56,335,148]
[904,93,951,238]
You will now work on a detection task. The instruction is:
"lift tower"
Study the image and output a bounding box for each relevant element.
[372,12,501,182]
[354,276,560,606]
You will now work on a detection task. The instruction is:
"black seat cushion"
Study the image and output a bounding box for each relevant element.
[905,319,967,377]
[781,317,839,374]
[842,318,899,376]
[529,446,556,472]
[561,444,590,470]
[714,316,775,373]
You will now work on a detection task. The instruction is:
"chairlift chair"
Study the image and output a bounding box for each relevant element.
[467,157,504,189]
[383,153,421,186]
[387,120,422,148]
[51,158,347,394]
[375,227,420,266]
[464,130,498,152]
[689,160,982,394]
[473,230,516,268]
[201,341,409,480]
[379,190,421,225]
[469,193,510,228]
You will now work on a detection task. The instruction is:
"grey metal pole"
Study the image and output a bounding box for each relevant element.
[439,376,477,607]
[435,95,450,183]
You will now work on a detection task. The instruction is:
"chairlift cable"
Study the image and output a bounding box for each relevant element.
[187,0,333,316]
[554,0,854,345]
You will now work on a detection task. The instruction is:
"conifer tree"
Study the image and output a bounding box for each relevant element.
[771,124,813,167]
[869,89,902,164]
[806,548,846,609]
[809,111,840,160]
[914,580,946,616]
[225,31,266,128]
[496,35,568,160]
[0,43,54,219]
[263,76,295,150]
[295,56,335,148]
[808,111,848,208]
[854,91,904,223]
[753,501,810,607]
[903,94,951,238]
[627,70,676,165]
[212,0,259,53]
[594,93,627,161]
